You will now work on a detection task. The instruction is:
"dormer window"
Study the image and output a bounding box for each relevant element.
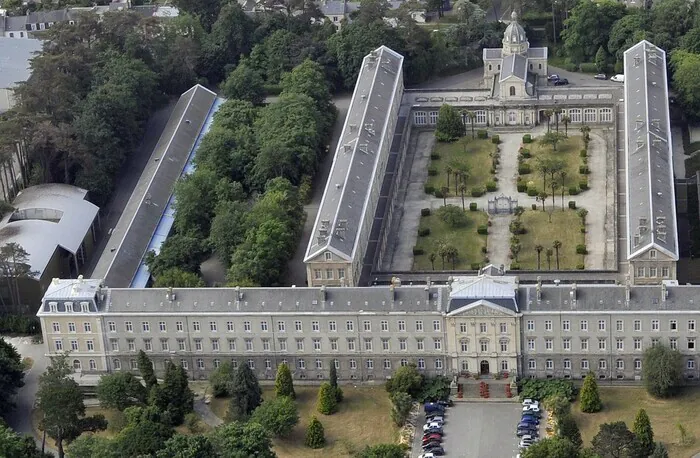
[49,302,57,312]
[80,302,90,312]
[65,302,73,312]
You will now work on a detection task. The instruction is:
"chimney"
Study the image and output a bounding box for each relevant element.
[166,287,174,302]
[570,283,577,306]
[661,282,668,302]
[625,279,631,305]
[320,284,327,302]
[77,274,84,283]
[235,286,243,301]
[536,276,542,302]
[389,284,396,302]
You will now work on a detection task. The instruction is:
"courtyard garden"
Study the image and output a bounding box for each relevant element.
[210,385,398,458]
[510,208,587,270]
[572,386,700,458]
[517,130,589,198]
[425,135,499,198]
[412,205,488,271]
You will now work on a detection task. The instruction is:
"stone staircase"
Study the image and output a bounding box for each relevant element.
[455,377,517,401]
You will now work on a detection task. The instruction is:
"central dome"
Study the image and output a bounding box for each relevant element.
[503,11,527,44]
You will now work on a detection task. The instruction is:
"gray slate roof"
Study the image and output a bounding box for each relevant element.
[0,184,98,278]
[26,9,70,24]
[483,48,502,60]
[527,47,547,59]
[304,46,404,262]
[321,1,346,15]
[89,85,217,288]
[623,40,678,260]
[500,53,527,82]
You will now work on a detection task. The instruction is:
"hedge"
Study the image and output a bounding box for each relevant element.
[418,228,430,237]
[430,153,441,160]
[421,208,431,217]
[469,202,478,211]
[477,225,488,235]
[579,179,589,191]
[424,184,435,195]
[531,204,537,210]
[486,182,497,192]
[569,186,580,195]
[470,263,482,270]
[510,263,521,270]
[564,62,578,72]
[579,149,587,158]
[523,134,532,143]
[471,187,485,197]
[0,315,41,335]
[576,244,588,255]
[527,187,538,197]
[579,62,597,73]
[579,165,590,174]
[577,263,585,270]
[517,183,527,192]
[518,379,577,402]
[413,247,425,255]
[568,201,577,209]
[519,164,532,175]
[434,189,444,198]
[428,167,438,176]
[520,149,531,158]
[491,135,500,144]
[477,130,488,139]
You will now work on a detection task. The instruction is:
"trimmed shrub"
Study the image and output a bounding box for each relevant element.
[430,153,441,160]
[510,220,526,235]
[568,186,580,195]
[580,149,587,158]
[564,62,578,72]
[577,263,585,270]
[527,187,538,197]
[421,208,431,217]
[579,179,589,191]
[424,184,434,195]
[305,416,326,449]
[576,244,588,255]
[418,228,430,237]
[582,157,588,165]
[579,62,598,73]
[471,187,485,197]
[517,183,527,192]
[428,167,438,176]
[437,205,468,227]
[510,263,521,270]
[522,134,532,143]
[477,225,488,235]
[413,247,425,255]
[580,373,602,413]
[486,181,497,192]
[518,164,532,175]
[491,135,500,144]
[469,202,477,211]
[477,129,488,139]
[579,165,590,174]
[470,262,481,270]
[531,204,537,210]
[568,201,577,209]
[521,149,531,158]
[481,246,488,254]
[317,382,337,415]
[490,168,497,174]
[434,189,444,198]
[580,226,586,233]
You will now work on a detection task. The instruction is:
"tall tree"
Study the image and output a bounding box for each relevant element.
[0,422,50,458]
[228,363,262,421]
[38,355,107,458]
[561,0,626,64]
[580,372,602,413]
[385,363,423,398]
[96,372,147,411]
[642,344,682,398]
[250,396,299,437]
[209,361,234,397]
[153,268,205,288]
[305,416,325,449]
[633,408,654,456]
[435,104,466,142]
[558,414,583,449]
[390,392,413,427]
[275,363,295,399]
[329,362,342,402]
[222,62,266,106]
[521,437,580,458]
[155,434,215,458]
[317,382,337,415]
[210,421,275,458]
[115,406,174,457]
[151,362,194,425]
[592,422,643,458]
[137,350,158,390]
[0,338,24,416]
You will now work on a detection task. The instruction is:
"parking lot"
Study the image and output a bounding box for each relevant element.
[414,402,529,458]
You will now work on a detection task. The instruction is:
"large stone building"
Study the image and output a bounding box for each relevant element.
[37,271,700,383]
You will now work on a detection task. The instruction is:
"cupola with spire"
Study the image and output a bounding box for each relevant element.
[502,11,529,56]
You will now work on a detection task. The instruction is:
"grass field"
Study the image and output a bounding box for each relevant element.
[413,210,488,270]
[210,386,398,458]
[571,386,700,458]
[426,137,496,195]
[520,135,586,195]
[516,209,585,270]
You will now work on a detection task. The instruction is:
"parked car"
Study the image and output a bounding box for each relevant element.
[522,406,541,416]
[423,441,442,450]
[519,435,536,448]
[547,74,560,81]
[516,427,539,437]
[419,453,436,458]
[436,399,454,407]
[554,78,569,86]
[522,399,539,407]
[423,423,444,434]
[594,73,607,80]
[521,415,540,425]
[423,445,445,456]
[610,74,624,82]
[424,402,446,414]
[518,421,538,430]
[426,415,444,423]
[422,433,442,443]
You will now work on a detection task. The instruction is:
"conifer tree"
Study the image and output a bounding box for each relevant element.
[228,363,262,421]
[305,416,325,449]
[275,363,295,399]
[150,362,194,425]
[329,363,343,402]
[633,408,654,456]
[137,350,158,390]
[579,372,602,413]
[317,382,337,415]
[558,414,583,448]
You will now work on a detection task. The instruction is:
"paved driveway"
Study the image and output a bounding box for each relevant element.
[414,402,525,458]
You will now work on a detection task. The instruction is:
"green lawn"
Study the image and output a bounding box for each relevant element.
[516,209,585,270]
[572,387,700,458]
[209,386,399,458]
[413,210,488,270]
[519,135,586,195]
[426,137,497,196]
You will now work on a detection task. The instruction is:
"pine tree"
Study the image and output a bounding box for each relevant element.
[579,372,602,413]
[275,363,295,399]
[329,363,343,402]
[137,350,157,390]
[633,408,655,456]
[317,382,337,415]
[558,414,583,448]
[305,416,325,449]
[228,363,262,421]
[151,362,194,425]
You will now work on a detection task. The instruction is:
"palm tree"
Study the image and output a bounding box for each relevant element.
[438,242,449,270]
[562,115,571,137]
[511,243,521,262]
[546,248,553,269]
[535,245,544,269]
[429,253,436,270]
[544,109,553,132]
[446,165,453,189]
[559,170,567,210]
[580,125,591,149]
[553,240,562,270]
[441,186,449,207]
[462,110,477,139]
[537,191,548,211]
[553,107,562,133]
[446,246,459,270]
[459,183,466,210]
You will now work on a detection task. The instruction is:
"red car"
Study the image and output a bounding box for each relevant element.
[422,433,443,445]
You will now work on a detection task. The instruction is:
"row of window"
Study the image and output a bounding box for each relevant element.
[51,322,92,333]
[460,360,510,372]
[636,266,671,278]
[525,318,696,333]
[458,322,509,334]
[525,336,695,352]
[97,336,446,354]
[313,268,346,280]
[109,357,444,372]
[459,339,509,353]
[527,358,697,372]
[47,301,90,313]
[98,319,445,334]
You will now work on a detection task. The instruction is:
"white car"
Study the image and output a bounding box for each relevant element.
[523,405,540,413]
[423,421,443,432]
[426,415,444,423]
[610,74,625,83]
[522,399,539,407]
[519,435,535,448]
[419,453,435,458]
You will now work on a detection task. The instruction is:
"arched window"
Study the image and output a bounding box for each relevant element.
[73,359,82,371]
[488,64,492,71]
[509,86,516,96]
